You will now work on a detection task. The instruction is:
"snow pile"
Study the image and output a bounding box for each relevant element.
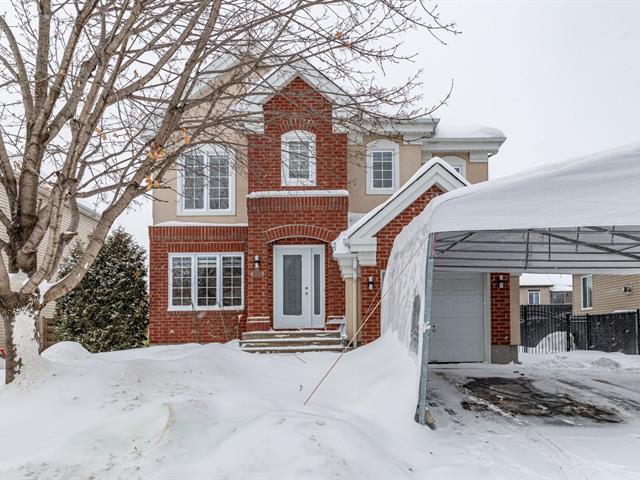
[521,350,640,371]
[2,343,640,477]
[524,331,576,353]
[0,336,422,479]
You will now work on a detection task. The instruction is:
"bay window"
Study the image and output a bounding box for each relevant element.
[169,253,244,310]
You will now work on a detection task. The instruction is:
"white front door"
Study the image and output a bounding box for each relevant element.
[273,245,325,329]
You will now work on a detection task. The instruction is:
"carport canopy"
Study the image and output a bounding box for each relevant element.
[407,144,640,426]
[426,144,640,274]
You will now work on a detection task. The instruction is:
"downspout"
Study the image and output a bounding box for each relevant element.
[417,232,436,428]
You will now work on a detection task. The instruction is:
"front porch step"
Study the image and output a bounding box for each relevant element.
[241,338,342,348]
[242,330,341,341]
[241,329,345,354]
[242,344,348,354]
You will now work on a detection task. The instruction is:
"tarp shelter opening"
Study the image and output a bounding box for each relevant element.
[379,144,640,426]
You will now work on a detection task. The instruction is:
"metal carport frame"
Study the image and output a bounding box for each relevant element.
[417,225,640,426]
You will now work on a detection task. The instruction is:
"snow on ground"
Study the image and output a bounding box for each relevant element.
[2,340,640,479]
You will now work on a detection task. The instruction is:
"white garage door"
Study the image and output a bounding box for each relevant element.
[429,271,486,363]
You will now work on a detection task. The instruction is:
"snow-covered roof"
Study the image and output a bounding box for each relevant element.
[241,59,349,111]
[432,120,506,140]
[389,143,640,275]
[423,120,506,159]
[430,144,640,233]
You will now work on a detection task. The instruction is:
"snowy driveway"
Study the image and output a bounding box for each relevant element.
[427,353,640,479]
[1,340,640,479]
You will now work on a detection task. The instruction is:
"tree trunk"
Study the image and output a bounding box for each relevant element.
[3,311,17,384]
[3,304,44,384]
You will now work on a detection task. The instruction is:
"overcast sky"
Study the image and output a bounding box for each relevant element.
[115,0,640,248]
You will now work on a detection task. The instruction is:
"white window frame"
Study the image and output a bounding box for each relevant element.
[442,155,467,179]
[366,139,399,195]
[168,252,244,311]
[527,289,541,305]
[177,144,236,216]
[281,130,316,187]
[581,274,593,310]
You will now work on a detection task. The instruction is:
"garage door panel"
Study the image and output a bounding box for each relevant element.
[429,271,486,363]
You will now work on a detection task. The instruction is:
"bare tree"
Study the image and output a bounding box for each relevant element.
[0,0,456,383]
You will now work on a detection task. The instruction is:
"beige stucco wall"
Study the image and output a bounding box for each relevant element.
[152,65,268,226]
[347,142,489,214]
[347,137,423,214]
[519,286,552,305]
[572,274,640,314]
[438,152,488,185]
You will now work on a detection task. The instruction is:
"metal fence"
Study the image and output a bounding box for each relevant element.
[519,305,640,354]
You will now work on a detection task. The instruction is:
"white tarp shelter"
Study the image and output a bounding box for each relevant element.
[380,144,640,425]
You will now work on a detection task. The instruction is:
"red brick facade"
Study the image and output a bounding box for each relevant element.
[148,226,248,343]
[243,77,349,329]
[248,77,348,192]
[246,196,348,328]
[359,186,445,343]
[357,186,513,347]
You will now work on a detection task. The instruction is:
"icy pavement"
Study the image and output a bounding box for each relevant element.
[1,340,640,479]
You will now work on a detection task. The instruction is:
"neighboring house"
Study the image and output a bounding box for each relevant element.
[148,61,519,363]
[572,274,640,315]
[0,191,100,352]
[519,274,573,305]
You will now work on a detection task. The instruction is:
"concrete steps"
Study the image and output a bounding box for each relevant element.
[241,329,346,354]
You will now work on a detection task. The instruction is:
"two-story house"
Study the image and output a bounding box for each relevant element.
[148,62,519,363]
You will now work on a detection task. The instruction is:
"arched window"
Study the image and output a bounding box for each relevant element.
[366,139,399,194]
[281,130,316,186]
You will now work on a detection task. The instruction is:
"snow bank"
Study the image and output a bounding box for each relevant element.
[0,336,421,478]
[3,341,640,477]
[520,350,640,371]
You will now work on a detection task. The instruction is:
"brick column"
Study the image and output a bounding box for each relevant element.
[490,272,518,363]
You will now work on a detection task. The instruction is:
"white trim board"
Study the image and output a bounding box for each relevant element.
[247,189,349,199]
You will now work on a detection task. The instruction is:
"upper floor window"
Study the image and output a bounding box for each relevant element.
[442,155,467,179]
[281,130,316,186]
[527,289,541,305]
[366,139,399,195]
[581,275,593,309]
[178,145,235,215]
[168,253,244,310]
